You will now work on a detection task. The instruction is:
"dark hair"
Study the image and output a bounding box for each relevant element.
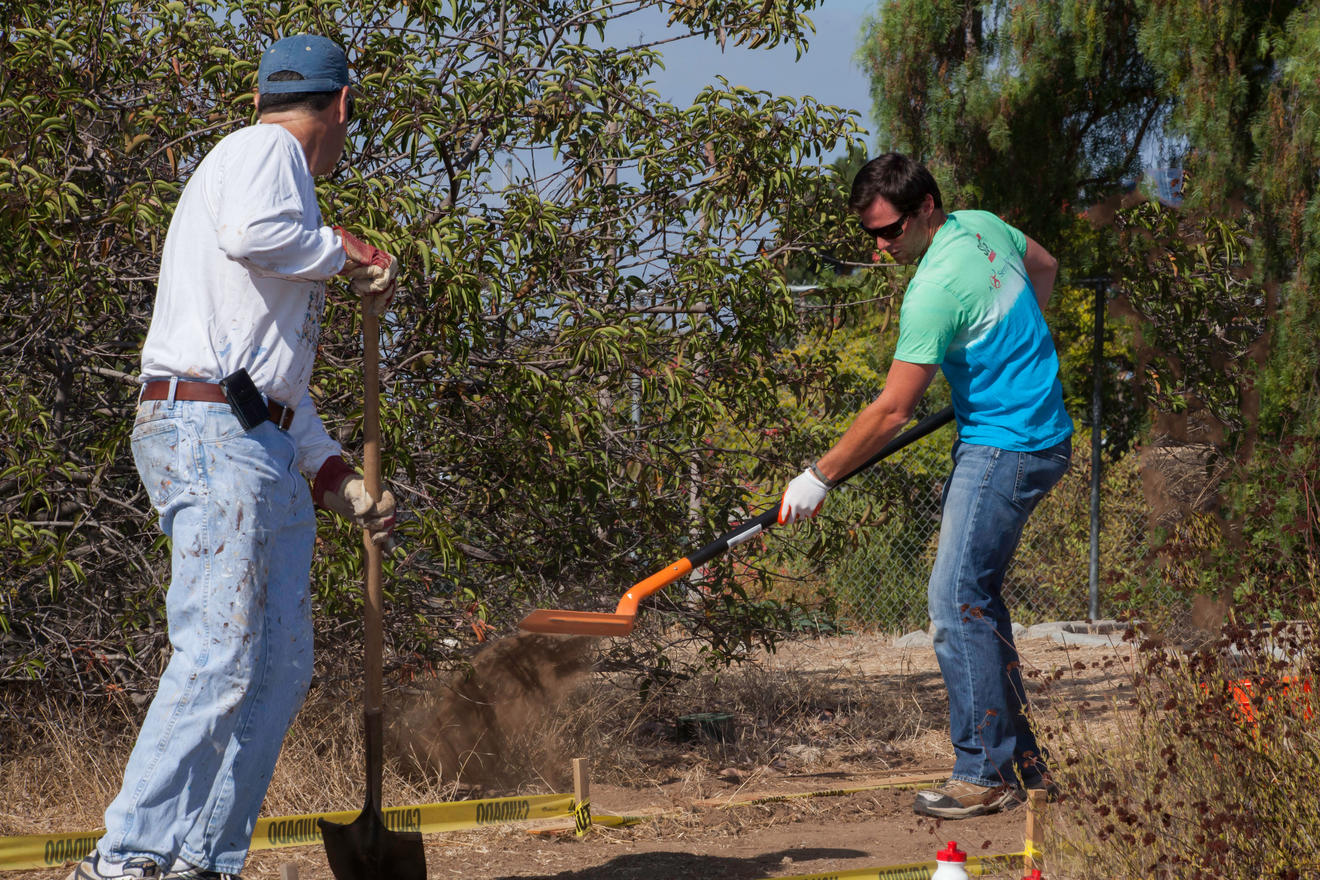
[256,70,341,116]
[848,152,943,215]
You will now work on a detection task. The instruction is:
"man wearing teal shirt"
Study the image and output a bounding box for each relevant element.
[778,153,1072,818]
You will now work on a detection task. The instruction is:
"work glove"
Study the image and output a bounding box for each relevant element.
[335,226,398,316]
[778,466,832,524]
[314,455,397,545]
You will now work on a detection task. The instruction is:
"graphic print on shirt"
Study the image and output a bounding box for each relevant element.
[974,232,1007,290]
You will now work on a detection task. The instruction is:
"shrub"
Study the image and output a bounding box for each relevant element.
[1042,605,1320,878]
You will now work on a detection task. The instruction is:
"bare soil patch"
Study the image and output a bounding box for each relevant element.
[3,630,1137,880]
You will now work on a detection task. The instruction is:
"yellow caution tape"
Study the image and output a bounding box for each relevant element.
[757,852,1023,880]
[0,793,575,872]
[2,832,101,873]
[589,811,646,828]
[572,798,591,836]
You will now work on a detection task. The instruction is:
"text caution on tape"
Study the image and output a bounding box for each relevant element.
[760,852,1022,880]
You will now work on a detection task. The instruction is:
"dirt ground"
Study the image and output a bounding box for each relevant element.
[8,630,1136,880]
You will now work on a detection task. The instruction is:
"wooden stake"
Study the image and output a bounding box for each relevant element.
[573,757,590,805]
[1024,788,1046,869]
[278,863,299,880]
[572,757,592,836]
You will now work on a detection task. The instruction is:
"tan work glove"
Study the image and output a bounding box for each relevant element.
[314,456,396,545]
[334,226,399,316]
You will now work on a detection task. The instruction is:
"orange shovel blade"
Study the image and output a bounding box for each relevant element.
[518,608,638,636]
[517,559,693,637]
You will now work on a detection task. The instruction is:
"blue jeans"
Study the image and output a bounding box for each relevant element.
[928,438,1070,788]
[99,395,316,874]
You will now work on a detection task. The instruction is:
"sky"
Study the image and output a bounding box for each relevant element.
[604,0,879,160]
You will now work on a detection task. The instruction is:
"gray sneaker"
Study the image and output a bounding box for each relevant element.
[912,778,1022,819]
[65,853,160,880]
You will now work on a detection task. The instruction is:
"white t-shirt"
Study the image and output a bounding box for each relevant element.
[140,123,346,476]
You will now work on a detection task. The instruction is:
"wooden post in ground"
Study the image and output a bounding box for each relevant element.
[278,863,299,880]
[1024,789,1046,870]
[572,757,592,836]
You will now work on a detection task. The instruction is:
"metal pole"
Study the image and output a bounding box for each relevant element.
[1088,281,1105,621]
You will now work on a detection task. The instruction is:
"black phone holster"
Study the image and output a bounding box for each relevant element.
[218,368,270,430]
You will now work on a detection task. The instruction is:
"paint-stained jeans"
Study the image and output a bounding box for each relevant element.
[99,397,315,874]
[928,438,1071,789]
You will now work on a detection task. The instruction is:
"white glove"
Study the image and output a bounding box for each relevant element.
[344,264,397,316]
[778,467,831,524]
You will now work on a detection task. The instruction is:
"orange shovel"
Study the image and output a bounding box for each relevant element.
[518,405,955,637]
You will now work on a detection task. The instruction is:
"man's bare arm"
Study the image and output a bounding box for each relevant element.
[813,360,940,483]
[1022,234,1059,310]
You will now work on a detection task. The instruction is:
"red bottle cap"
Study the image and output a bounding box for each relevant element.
[1021,871,1043,880]
[936,841,967,862]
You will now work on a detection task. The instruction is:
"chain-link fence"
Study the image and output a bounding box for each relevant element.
[820,425,1178,634]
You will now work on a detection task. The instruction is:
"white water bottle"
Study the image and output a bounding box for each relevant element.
[931,840,969,880]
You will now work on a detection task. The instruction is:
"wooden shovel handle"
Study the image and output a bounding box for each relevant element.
[362,298,384,804]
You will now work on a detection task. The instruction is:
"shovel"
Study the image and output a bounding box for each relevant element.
[319,298,427,880]
[519,405,956,636]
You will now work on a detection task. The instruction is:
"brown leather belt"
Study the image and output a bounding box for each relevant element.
[141,379,295,430]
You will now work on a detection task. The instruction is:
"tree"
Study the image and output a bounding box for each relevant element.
[0,0,866,697]
[858,0,1169,242]
[1137,1,1320,606]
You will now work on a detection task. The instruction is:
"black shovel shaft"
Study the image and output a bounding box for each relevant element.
[686,406,955,570]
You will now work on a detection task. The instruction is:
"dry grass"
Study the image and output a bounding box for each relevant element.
[1,631,946,840]
[5,628,1167,880]
[385,630,941,799]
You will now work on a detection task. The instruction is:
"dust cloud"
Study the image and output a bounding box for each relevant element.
[389,633,598,789]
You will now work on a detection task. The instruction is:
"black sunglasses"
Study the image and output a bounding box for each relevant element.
[346,95,356,122]
[856,212,911,241]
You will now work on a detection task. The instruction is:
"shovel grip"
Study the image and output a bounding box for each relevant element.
[362,298,385,803]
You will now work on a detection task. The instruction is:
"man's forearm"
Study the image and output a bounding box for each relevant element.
[813,401,914,484]
[1027,265,1057,309]
[814,360,938,482]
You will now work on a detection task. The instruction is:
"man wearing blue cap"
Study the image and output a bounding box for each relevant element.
[66,34,400,880]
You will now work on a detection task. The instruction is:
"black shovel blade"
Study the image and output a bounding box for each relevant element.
[319,802,426,880]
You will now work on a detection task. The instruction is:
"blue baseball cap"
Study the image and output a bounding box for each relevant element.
[258,34,351,94]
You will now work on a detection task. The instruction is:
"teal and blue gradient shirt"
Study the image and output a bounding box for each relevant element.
[893,210,1073,451]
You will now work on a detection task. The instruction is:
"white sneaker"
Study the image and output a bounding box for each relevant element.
[65,852,160,880]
